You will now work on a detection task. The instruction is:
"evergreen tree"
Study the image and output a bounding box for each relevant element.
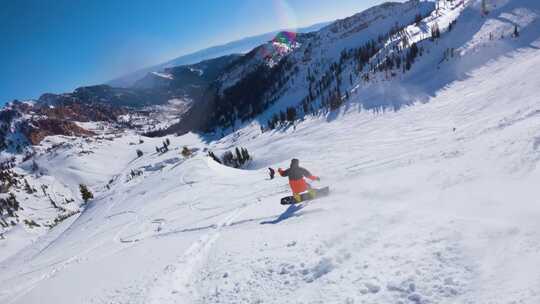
[279,111,286,123]
[482,0,489,15]
[221,151,235,168]
[31,160,39,172]
[24,179,35,194]
[241,148,250,162]
[208,151,221,164]
[431,23,441,40]
[415,13,422,25]
[302,100,309,114]
[286,107,297,122]
[235,147,243,164]
[0,193,20,220]
[79,184,94,203]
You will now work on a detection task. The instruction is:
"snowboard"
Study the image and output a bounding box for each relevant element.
[280,186,330,205]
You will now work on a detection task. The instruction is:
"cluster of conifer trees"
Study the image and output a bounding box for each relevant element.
[0,193,20,228]
[208,147,251,169]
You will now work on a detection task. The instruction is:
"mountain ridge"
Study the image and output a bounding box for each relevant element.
[107,21,332,88]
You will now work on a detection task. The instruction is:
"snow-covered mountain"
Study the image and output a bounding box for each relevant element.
[0,55,246,149]
[162,0,438,135]
[107,21,331,88]
[162,0,537,137]
[1,0,540,303]
[132,55,241,91]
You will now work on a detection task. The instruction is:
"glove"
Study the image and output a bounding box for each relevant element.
[308,175,320,182]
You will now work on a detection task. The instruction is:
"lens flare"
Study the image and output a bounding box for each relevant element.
[272,0,299,31]
[258,0,300,65]
[273,31,297,45]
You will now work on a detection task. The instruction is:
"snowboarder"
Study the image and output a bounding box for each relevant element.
[277,159,320,202]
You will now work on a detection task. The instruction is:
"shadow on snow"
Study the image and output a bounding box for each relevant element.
[260,204,323,225]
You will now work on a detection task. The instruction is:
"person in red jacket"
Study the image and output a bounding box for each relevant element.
[278,158,320,201]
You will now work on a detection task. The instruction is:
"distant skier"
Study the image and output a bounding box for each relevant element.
[268,167,275,179]
[277,159,320,201]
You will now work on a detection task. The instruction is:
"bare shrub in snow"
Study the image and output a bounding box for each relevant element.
[181,146,193,158]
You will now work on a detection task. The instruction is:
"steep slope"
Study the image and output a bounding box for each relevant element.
[162,0,538,138]
[216,31,309,92]
[267,0,540,120]
[1,1,540,303]
[0,16,539,303]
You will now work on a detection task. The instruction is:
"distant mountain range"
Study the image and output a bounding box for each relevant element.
[107,21,332,88]
[0,1,448,149]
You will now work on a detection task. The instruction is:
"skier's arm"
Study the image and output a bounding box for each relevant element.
[278,168,289,177]
[301,168,320,181]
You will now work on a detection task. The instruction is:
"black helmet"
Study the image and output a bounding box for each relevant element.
[291,158,299,167]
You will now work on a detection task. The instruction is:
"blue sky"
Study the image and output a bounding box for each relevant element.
[0,0,393,104]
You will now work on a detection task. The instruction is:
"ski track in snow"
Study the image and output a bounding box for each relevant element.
[146,203,250,304]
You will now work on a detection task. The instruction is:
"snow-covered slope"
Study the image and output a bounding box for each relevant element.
[186,0,537,136]
[1,0,540,303]
[178,0,437,133]
[1,13,540,302]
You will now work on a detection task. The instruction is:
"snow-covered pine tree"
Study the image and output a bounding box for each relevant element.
[24,179,35,194]
[208,151,221,164]
[241,148,250,163]
[235,147,243,164]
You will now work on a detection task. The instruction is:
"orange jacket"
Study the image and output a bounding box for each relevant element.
[278,166,318,194]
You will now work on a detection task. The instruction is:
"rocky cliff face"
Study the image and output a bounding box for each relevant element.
[20,119,95,146]
[0,100,128,152]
